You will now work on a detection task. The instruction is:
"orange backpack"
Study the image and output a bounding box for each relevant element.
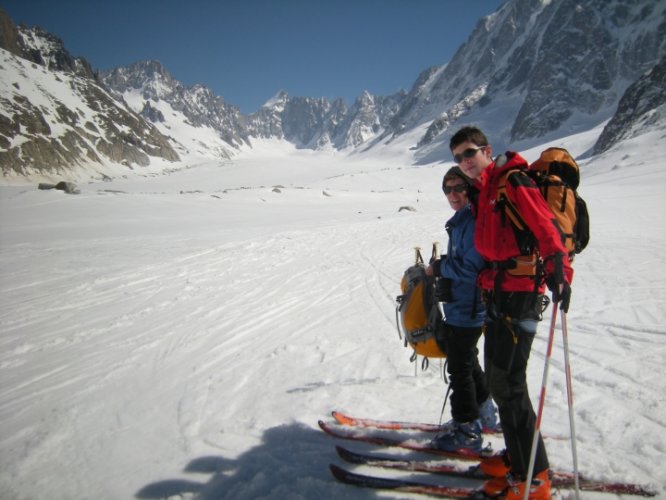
[498,147,590,265]
[395,245,446,359]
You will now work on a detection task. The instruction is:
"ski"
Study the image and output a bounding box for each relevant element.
[332,410,501,434]
[334,446,658,496]
[319,419,494,461]
[336,445,485,478]
[332,410,446,432]
[330,463,485,498]
[330,411,574,441]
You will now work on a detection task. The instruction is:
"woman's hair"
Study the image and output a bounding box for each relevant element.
[442,166,473,190]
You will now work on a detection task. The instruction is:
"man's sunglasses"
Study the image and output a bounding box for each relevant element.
[453,145,486,164]
[443,184,467,194]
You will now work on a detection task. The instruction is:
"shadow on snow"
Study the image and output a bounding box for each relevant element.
[134,422,388,499]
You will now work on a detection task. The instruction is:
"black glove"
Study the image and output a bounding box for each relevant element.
[430,258,442,277]
[429,255,447,275]
[551,281,571,313]
[435,277,453,303]
[546,256,571,313]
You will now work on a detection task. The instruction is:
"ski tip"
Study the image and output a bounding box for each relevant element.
[318,419,335,435]
[331,410,344,423]
[335,445,357,462]
[329,463,347,481]
[331,410,352,425]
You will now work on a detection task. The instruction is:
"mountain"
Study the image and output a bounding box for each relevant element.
[245,90,290,142]
[243,89,406,150]
[207,0,666,158]
[385,0,666,162]
[333,90,407,149]
[0,8,93,79]
[100,60,249,156]
[594,53,666,154]
[1,0,666,180]
[247,92,345,149]
[101,66,405,153]
[0,8,180,179]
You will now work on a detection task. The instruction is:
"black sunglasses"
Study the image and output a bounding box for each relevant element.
[453,145,486,164]
[443,184,467,194]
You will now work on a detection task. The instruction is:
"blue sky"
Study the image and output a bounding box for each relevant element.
[3,0,502,114]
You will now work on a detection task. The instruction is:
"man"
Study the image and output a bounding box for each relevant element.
[449,126,572,500]
[426,167,497,455]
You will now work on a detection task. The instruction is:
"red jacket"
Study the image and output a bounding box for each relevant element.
[474,152,573,293]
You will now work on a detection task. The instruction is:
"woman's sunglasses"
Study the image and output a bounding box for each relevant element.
[453,145,486,164]
[443,184,467,194]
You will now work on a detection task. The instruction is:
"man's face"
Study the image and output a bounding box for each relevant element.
[451,141,493,179]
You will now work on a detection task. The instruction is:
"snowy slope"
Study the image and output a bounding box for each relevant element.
[0,48,180,179]
[0,131,665,499]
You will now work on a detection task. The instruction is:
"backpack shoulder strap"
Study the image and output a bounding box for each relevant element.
[497,169,528,232]
[496,168,540,258]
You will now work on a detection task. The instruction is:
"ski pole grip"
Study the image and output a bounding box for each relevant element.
[414,246,423,264]
[432,242,439,263]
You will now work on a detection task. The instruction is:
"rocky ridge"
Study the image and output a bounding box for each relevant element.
[0,8,179,178]
[594,53,666,154]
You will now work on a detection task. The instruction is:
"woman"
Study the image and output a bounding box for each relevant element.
[427,166,497,454]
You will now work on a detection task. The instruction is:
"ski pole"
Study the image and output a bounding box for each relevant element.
[561,309,580,499]
[523,301,558,500]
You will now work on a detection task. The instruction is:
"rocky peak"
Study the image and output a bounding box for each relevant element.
[0,9,95,79]
[100,61,249,150]
[0,8,21,55]
[333,90,405,149]
[508,0,666,143]
[594,53,666,154]
[0,11,180,178]
[262,90,290,111]
[101,60,175,97]
[387,0,666,158]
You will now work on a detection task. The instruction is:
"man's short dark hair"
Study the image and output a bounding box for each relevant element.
[449,126,489,151]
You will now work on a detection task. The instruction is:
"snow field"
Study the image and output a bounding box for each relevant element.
[1,130,665,499]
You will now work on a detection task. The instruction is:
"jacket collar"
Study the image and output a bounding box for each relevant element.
[480,151,528,184]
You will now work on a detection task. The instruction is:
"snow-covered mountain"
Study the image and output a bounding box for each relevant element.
[101,64,406,153]
[100,0,666,162]
[334,90,406,150]
[1,0,666,180]
[248,92,344,149]
[594,53,666,154]
[0,9,180,179]
[245,89,406,150]
[100,60,250,154]
[0,8,94,79]
[395,0,666,162]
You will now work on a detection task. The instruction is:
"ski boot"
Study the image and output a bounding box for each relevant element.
[431,419,482,454]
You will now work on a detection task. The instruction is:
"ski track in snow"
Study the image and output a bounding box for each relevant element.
[1,133,666,499]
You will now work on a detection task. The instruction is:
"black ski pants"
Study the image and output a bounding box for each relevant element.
[484,292,549,479]
[444,324,490,423]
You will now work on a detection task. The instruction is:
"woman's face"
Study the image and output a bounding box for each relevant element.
[443,179,469,212]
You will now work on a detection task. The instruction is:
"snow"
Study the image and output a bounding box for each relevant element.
[1,127,666,500]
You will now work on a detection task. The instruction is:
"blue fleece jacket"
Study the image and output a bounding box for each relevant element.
[439,204,486,327]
